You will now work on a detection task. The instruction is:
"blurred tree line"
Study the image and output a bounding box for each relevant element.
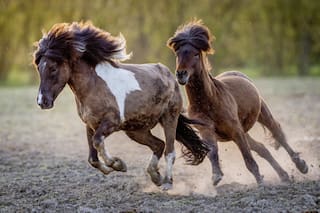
[0,0,319,85]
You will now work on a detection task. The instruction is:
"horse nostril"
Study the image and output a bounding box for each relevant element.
[177,70,187,78]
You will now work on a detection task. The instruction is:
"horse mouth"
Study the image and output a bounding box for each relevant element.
[37,95,54,109]
[39,103,54,109]
[177,76,189,85]
[176,71,189,85]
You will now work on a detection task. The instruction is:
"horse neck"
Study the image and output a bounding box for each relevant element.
[67,60,96,100]
[185,66,218,106]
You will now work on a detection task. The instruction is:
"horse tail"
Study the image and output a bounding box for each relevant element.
[175,114,209,165]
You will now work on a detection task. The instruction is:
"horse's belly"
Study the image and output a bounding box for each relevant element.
[120,115,159,131]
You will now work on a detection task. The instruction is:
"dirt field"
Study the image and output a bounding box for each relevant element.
[0,78,319,212]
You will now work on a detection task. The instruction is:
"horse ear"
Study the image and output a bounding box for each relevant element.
[72,40,86,59]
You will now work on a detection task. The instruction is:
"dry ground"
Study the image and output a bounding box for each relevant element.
[0,78,319,212]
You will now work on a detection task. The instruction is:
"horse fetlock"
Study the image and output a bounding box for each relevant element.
[147,169,163,186]
[109,157,127,172]
[212,173,223,186]
[88,158,100,169]
[256,175,264,185]
[157,167,173,190]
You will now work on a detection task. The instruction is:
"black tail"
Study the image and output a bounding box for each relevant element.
[176,114,209,165]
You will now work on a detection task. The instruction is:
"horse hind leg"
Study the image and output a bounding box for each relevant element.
[258,99,308,174]
[246,133,290,182]
[159,111,181,191]
[125,130,165,187]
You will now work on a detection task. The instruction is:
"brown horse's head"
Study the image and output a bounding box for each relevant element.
[167,19,214,85]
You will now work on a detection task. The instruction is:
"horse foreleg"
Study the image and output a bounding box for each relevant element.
[93,121,127,173]
[86,126,114,175]
[199,129,224,186]
[233,130,263,185]
[126,130,165,186]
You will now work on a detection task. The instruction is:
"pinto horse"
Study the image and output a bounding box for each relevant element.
[167,20,308,186]
[33,22,208,190]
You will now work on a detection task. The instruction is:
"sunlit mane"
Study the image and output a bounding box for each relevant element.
[33,22,131,67]
[71,22,131,65]
[167,19,215,54]
[33,23,74,65]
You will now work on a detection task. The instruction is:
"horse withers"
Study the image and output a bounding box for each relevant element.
[33,22,208,190]
[167,20,308,186]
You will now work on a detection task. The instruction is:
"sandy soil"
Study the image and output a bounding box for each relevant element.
[0,78,319,212]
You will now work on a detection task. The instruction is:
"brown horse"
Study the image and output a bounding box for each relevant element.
[167,20,308,186]
[33,22,208,190]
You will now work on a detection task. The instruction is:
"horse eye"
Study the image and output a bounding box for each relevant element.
[194,53,200,57]
[50,67,58,74]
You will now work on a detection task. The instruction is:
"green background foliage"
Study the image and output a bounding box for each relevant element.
[1,0,320,85]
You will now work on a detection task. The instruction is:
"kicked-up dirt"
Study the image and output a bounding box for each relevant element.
[0,78,319,212]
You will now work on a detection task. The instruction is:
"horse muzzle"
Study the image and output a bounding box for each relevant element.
[176,70,189,85]
[37,92,54,109]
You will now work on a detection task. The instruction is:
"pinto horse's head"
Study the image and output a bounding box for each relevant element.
[33,23,74,109]
[35,57,72,109]
[33,22,130,109]
[167,19,214,85]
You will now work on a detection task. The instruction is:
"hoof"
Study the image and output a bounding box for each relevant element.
[160,177,173,191]
[280,173,291,183]
[295,159,308,174]
[111,157,127,172]
[257,175,264,186]
[212,173,223,186]
[273,141,281,150]
[292,154,308,174]
[99,164,114,175]
[147,168,163,186]
[160,183,173,191]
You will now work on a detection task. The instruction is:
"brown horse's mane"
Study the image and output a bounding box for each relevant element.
[167,19,215,56]
[34,22,130,67]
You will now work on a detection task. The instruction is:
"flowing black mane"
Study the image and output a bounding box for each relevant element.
[167,19,214,54]
[34,23,73,65]
[34,22,130,67]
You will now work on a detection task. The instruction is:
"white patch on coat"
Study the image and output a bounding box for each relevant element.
[95,62,141,121]
[165,152,176,178]
[37,91,43,105]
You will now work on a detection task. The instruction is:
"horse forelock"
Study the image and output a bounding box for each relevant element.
[33,23,73,66]
[168,20,214,54]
